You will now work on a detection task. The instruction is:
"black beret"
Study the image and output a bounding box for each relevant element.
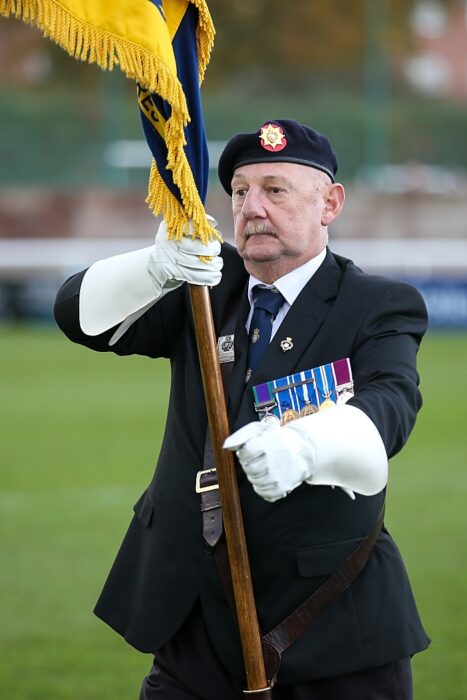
[218,119,338,194]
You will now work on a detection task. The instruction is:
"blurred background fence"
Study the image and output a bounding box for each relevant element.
[0,3,466,699]
[1,1,467,329]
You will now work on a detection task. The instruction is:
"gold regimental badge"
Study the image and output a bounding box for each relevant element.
[259,124,287,152]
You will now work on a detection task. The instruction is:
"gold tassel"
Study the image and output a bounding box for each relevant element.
[190,0,215,84]
[0,0,189,109]
[145,1,219,245]
[153,0,218,243]
[146,161,220,245]
[1,0,220,244]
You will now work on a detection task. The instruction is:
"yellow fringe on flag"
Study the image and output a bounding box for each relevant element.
[144,0,218,244]
[191,0,215,84]
[147,160,221,245]
[0,0,219,244]
[145,97,220,244]
[1,0,186,101]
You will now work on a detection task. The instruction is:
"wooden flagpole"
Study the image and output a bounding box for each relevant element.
[189,285,273,697]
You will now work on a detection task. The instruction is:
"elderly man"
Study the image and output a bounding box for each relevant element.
[54,119,430,699]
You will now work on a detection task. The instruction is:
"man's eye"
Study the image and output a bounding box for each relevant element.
[234,188,247,197]
[268,187,284,194]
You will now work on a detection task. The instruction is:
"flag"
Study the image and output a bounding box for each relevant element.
[139,1,217,242]
[0,0,217,242]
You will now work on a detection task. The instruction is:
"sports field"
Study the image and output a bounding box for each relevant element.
[0,326,465,699]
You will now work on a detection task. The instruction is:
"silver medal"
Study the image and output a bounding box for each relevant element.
[337,390,354,405]
[261,412,281,425]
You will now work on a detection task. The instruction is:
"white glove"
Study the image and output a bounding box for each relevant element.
[147,218,223,298]
[224,405,388,503]
[223,421,316,502]
[79,217,222,339]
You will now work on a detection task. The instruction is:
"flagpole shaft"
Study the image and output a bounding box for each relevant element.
[189,284,272,696]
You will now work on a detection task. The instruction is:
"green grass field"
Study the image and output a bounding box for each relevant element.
[0,326,465,699]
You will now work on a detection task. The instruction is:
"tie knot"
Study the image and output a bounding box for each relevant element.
[252,286,284,318]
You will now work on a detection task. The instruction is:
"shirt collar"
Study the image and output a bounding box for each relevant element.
[247,247,327,307]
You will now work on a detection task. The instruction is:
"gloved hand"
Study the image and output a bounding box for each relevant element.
[147,218,223,299]
[224,405,388,503]
[223,420,316,502]
[79,215,223,338]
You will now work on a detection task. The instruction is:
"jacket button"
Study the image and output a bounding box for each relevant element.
[204,542,215,555]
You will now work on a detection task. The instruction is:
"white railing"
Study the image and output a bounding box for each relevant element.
[1,237,466,278]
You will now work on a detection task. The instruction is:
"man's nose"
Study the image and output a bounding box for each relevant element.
[241,190,267,220]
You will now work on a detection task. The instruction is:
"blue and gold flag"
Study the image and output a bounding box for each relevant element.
[0,0,217,242]
[139,0,217,242]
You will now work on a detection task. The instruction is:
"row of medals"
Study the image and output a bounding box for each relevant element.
[261,387,353,426]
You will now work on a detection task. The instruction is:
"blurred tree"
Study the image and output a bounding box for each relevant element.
[206,0,418,93]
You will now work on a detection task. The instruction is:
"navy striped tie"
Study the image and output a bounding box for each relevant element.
[247,286,285,376]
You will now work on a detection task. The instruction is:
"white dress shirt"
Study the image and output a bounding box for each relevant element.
[246,247,327,338]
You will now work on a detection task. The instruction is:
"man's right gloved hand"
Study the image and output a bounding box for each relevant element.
[147,219,223,300]
[79,216,223,340]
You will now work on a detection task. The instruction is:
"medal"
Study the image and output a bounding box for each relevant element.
[245,368,252,383]
[261,413,281,425]
[300,403,319,417]
[337,390,353,405]
[280,409,300,425]
[331,359,354,404]
[298,370,316,410]
[253,384,281,423]
[251,358,354,426]
[317,364,337,410]
[254,399,278,425]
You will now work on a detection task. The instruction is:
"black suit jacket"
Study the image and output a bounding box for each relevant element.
[54,245,430,684]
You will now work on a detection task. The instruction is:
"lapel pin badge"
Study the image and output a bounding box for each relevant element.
[218,334,235,364]
[280,337,294,352]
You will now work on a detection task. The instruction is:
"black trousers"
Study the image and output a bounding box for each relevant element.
[139,603,413,700]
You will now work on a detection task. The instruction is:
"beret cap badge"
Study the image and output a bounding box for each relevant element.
[259,123,287,152]
[217,118,338,194]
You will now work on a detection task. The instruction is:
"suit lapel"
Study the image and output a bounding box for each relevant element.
[232,250,342,426]
[251,251,341,385]
[226,287,250,423]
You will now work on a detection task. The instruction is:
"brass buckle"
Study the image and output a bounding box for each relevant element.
[195,468,219,493]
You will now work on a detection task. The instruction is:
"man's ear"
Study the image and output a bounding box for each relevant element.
[321,183,345,226]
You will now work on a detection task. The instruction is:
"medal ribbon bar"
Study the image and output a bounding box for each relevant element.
[252,358,355,424]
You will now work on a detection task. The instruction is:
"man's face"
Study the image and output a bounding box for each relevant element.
[231,162,341,281]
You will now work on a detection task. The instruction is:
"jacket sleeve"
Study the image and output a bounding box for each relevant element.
[348,279,428,459]
[53,269,186,359]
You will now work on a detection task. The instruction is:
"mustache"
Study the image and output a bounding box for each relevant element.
[244,223,278,238]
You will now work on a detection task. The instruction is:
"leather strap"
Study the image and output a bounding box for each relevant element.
[198,293,238,547]
[197,462,223,547]
[261,503,385,685]
[198,293,385,687]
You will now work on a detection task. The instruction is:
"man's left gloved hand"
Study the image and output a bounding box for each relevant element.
[224,405,389,503]
[223,420,316,502]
